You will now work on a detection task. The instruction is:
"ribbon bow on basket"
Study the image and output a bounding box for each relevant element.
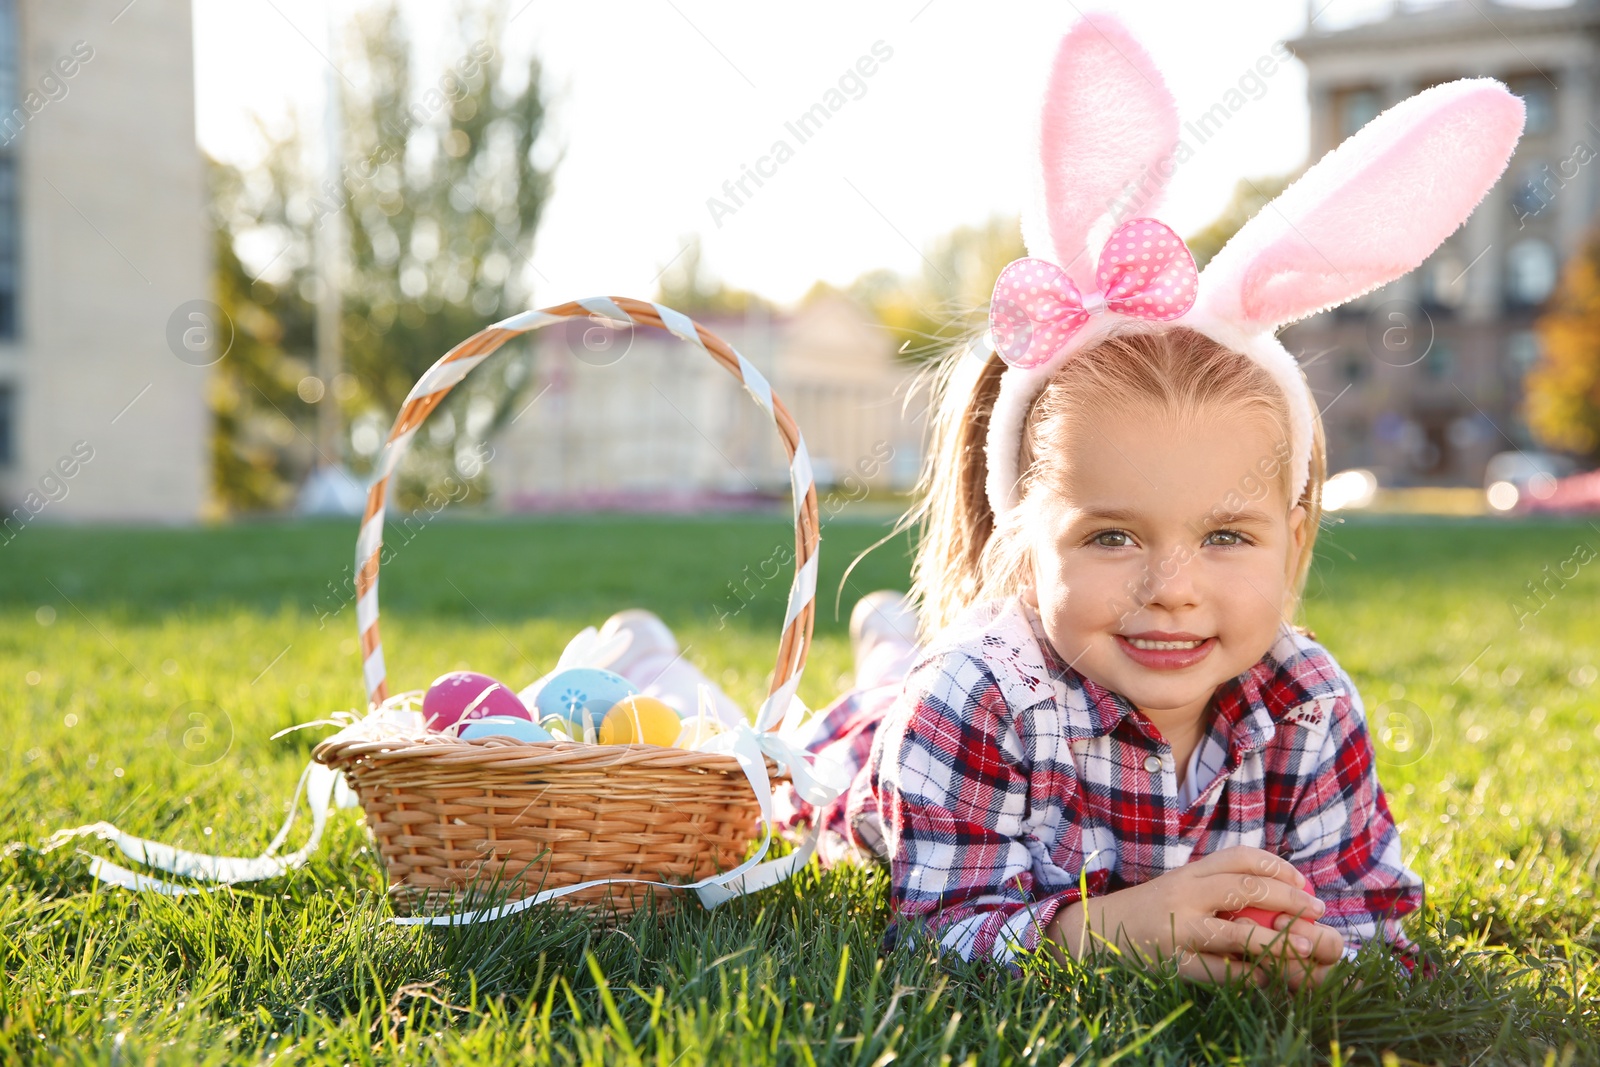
[987,217,1199,370]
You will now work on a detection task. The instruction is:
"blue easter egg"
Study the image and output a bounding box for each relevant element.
[458,716,553,743]
[534,667,639,737]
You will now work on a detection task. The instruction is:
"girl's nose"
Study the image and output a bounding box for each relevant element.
[1139,545,1200,611]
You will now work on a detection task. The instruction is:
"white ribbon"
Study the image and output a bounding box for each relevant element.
[48,712,847,921]
[692,718,848,907]
[701,717,851,811]
[48,761,339,892]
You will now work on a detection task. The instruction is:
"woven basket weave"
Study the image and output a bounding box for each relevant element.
[314,297,821,919]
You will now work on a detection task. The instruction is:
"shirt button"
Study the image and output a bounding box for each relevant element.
[1143,754,1163,773]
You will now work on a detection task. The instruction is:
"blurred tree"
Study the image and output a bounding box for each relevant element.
[1528,234,1600,463]
[653,234,774,317]
[1184,174,1294,270]
[209,155,317,512]
[209,1,556,513]
[841,213,1025,362]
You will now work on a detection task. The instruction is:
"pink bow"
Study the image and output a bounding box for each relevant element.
[988,218,1198,369]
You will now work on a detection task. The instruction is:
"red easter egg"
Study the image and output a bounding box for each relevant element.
[1218,906,1282,928]
[1222,876,1312,927]
[422,671,530,731]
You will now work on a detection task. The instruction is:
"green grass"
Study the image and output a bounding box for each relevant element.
[2,511,1598,1065]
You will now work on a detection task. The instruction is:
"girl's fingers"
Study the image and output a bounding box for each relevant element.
[1270,914,1345,964]
[1190,921,1273,959]
[1203,871,1326,923]
[1199,935,1339,990]
[1193,917,1315,963]
[1175,950,1269,987]
[1187,846,1308,889]
[1282,960,1339,991]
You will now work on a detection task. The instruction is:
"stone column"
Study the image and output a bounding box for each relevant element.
[1385,75,1422,307]
[1306,80,1333,162]
[1556,63,1593,261]
[1459,188,1504,322]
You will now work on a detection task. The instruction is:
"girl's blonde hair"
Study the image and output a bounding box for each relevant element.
[906,325,1326,638]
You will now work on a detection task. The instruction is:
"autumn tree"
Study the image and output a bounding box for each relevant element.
[1528,233,1600,463]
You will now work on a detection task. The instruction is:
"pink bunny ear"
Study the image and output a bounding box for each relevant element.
[1020,14,1180,293]
[1196,78,1525,332]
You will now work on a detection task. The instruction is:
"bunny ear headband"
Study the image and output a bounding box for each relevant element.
[983,13,1527,518]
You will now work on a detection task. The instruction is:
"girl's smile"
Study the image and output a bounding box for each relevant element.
[1114,632,1216,670]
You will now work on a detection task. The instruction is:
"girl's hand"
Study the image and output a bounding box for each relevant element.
[1047,845,1341,985]
[1261,910,1346,990]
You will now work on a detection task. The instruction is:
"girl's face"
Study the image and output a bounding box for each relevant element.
[1024,404,1307,724]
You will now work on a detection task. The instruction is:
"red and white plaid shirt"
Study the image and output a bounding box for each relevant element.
[782,595,1423,969]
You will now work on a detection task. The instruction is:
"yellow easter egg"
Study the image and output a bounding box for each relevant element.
[598,695,682,746]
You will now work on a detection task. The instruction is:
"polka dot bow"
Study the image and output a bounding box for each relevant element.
[988,218,1198,369]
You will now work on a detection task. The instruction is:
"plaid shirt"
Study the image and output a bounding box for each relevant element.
[783,595,1423,969]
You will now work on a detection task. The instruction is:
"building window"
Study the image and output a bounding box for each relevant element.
[1337,88,1383,138]
[1341,349,1367,383]
[1424,341,1454,380]
[1505,238,1559,309]
[1419,245,1467,311]
[1510,77,1555,136]
[1510,160,1555,221]
[0,383,13,466]
[0,0,14,340]
[0,159,15,338]
[0,0,11,112]
[1505,329,1541,377]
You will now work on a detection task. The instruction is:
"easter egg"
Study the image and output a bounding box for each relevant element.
[458,716,554,743]
[598,695,682,746]
[533,667,639,739]
[1218,875,1312,929]
[673,714,726,750]
[422,671,530,732]
[1217,906,1282,928]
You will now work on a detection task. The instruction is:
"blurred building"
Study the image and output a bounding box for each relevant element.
[0,0,209,526]
[1286,0,1599,486]
[492,292,924,510]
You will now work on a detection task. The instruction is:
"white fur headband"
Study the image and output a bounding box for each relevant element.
[982,14,1526,519]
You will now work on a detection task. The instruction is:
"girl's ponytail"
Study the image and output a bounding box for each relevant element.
[905,335,1008,639]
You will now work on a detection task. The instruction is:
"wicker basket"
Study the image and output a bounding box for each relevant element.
[313,297,821,919]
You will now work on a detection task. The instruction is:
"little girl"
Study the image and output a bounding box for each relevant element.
[778,14,1526,985]
[789,326,1410,988]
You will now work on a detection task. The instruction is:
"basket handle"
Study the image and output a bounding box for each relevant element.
[353,297,821,732]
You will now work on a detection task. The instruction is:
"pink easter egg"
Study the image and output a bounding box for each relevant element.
[422,671,530,731]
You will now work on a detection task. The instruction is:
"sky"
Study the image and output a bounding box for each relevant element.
[192,0,1407,311]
